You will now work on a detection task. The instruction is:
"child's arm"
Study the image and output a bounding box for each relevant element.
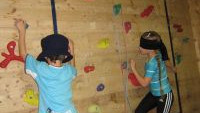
[131,84,143,89]
[15,19,27,60]
[68,39,75,67]
[165,60,177,74]
[130,59,151,87]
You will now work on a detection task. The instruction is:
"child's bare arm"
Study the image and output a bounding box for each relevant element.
[130,59,151,87]
[15,19,27,60]
[68,39,75,67]
[165,60,177,74]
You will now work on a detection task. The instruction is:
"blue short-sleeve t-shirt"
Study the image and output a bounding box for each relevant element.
[144,52,172,96]
[25,54,77,113]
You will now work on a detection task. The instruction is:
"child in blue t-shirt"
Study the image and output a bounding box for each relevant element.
[15,19,78,113]
[130,31,176,113]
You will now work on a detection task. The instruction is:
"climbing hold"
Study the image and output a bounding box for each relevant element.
[97,38,110,49]
[113,4,122,16]
[128,73,141,86]
[25,23,29,29]
[175,53,182,65]
[88,104,101,113]
[0,41,24,68]
[97,83,105,92]
[124,21,132,34]
[121,61,128,69]
[84,65,95,73]
[173,24,183,32]
[182,37,190,43]
[140,5,154,18]
[23,89,39,106]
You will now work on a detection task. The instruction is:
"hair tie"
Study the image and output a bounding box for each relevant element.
[147,32,151,38]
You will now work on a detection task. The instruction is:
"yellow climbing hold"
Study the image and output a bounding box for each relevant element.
[88,104,101,113]
[23,89,39,106]
[97,38,110,49]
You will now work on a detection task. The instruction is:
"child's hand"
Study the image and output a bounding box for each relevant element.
[14,18,26,32]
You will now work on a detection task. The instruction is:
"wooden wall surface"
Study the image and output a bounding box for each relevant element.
[188,0,200,74]
[0,0,200,113]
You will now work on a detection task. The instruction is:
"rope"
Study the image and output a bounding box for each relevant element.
[112,1,133,113]
[50,0,58,34]
[163,0,182,112]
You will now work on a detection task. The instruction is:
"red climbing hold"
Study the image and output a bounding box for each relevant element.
[128,73,141,86]
[140,5,154,18]
[173,24,181,28]
[124,22,132,34]
[84,66,95,73]
[0,41,24,68]
[173,24,183,32]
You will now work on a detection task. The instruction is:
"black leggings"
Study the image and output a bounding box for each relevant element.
[135,91,174,113]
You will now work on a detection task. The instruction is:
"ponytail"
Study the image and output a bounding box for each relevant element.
[159,40,169,61]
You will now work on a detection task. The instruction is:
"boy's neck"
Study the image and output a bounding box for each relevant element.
[48,60,63,67]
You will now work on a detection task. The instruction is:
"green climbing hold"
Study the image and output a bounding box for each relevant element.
[182,37,190,43]
[113,4,122,16]
[175,53,182,65]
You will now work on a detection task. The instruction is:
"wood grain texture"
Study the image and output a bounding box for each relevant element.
[0,0,199,113]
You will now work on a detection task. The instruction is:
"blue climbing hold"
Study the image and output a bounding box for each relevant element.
[97,83,105,92]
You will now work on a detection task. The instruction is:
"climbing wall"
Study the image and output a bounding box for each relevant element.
[187,0,200,73]
[0,0,52,113]
[167,0,200,112]
[0,0,200,113]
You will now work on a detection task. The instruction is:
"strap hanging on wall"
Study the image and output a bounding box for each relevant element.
[50,0,58,34]
[163,0,182,113]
